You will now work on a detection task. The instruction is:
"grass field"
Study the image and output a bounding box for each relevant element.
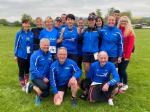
[0,26,150,112]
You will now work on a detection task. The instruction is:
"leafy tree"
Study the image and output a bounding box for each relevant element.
[96,9,102,17]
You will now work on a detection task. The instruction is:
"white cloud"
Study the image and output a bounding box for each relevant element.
[0,0,149,22]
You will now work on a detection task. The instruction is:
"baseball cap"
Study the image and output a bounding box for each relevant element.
[55,17,62,22]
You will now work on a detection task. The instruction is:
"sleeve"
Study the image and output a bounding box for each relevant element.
[71,61,82,79]
[30,54,44,79]
[117,30,123,57]
[49,65,58,94]
[14,32,20,56]
[30,32,34,53]
[124,32,135,59]
[38,30,43,40]
[107,63,120,86]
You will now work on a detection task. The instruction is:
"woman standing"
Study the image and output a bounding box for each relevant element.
[31,17,43,51]
[60,14,79,62]
[100,16,123,67]
[39,17,59,60]
[117,16,135,90]
[14,19,33,91]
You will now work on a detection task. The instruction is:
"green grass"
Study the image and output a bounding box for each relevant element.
[0,26,150,112]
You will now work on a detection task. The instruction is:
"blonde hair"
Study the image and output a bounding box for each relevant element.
[45,16,53,23]
[117,16,135,37]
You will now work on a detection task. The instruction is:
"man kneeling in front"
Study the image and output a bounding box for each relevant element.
[49,47,82,106]
[80,51,120,106]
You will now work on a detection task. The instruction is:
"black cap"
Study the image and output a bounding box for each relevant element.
[88,15,95,20]
[113,10,120,13]
[55,17,62,22]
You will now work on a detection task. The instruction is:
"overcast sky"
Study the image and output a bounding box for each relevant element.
[0,0,150,22]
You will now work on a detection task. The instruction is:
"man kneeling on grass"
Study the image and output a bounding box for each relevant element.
[80,51,120,106]
[49,47,82,106]
[30,38,53,106]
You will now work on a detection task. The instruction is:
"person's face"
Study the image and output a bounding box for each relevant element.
[57,49,67,64]
[78,20,84,29]
[55,21,62,28]
[108,16,116,27]
[113,12,120,21]
[45,19,53,29]
[40,41,49,53]
[22,22,30,31]
[120,18,128,28]
[67,18,75,27]
[36,18,43,28]
[61,15,66,24]
[96,18,103,27]
[98,53,108,67]
[88,19,96,28]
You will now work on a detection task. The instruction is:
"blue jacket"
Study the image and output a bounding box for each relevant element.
[62,25,79,54]
[81,27,101,54]
[100,25,123,57]
[39,28,59,47]
[50,59,82,94]
[14,29,33,59]
[30,49,53,80]
[87,61,120,86]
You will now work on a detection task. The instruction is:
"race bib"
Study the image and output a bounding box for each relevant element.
[27,46,30,54]
[49,46,56,53]
[94,52,98,60]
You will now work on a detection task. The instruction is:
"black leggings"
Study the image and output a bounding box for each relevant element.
[17,57,30,81]
[118,59,129,84]
[32,78,49,97]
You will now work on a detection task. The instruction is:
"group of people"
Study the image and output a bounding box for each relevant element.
[14,10,135,106]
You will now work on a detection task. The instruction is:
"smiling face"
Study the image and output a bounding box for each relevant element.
[22,21,30,31]
[107,16,116,27]
[98,51,108,67]
[78,19,84,29]
[96,18,103,27]
[45,17,53,30]
[66,18,75,28]
[57,48,68,64]
[88,19,96,28]
[40,39,50,53]
[120,17,128,28]
[36,17,43,28]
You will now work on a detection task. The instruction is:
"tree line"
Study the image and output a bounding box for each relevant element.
[0,7,150,26]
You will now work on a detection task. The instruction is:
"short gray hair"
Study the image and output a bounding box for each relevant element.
[40,38,50,46]
[57,47,67,53]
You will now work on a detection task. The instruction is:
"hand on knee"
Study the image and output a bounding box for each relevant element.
[54,92,63,106]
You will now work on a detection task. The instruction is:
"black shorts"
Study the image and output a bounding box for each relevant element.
[57,85,68,94]
[88,83,118,102]
[82,53,96,63]
[108,57,118,68]
[68,53,78,63]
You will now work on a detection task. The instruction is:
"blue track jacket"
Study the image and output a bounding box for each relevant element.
[30,49,53,80]
[81,27,101,54]
[39,28,59,47]
[50,59,82,94]
[62,25,79,54]
[100,25,123,57]
[87,61,120,86]
[14,29,33,59]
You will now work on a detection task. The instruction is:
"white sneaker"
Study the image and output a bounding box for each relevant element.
[108,98,114,106]
[121,85,128,91]
[22,86,26,92]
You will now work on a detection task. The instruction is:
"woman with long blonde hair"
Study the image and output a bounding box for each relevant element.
[117,16,135,91]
